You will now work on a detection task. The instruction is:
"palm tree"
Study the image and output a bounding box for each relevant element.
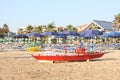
[0,28,3,34]
[66,25,77,32]
[37,25,43,33]
[17,28,23,34]
[26,25,33,33]
[112,13,120,31]
[2,24,9,36]
[46,22,55,31]
[72,27,77,32]
[66,25,73,30]
[33,25,43,33]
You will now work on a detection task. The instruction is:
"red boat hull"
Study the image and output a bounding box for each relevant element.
[32,52,105,61]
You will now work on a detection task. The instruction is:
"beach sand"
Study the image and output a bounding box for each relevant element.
[0,50,120,80]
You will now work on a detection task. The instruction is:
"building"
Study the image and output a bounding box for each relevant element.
[77,24,88,32]
[77,20,114,32]
[55,26,65,32]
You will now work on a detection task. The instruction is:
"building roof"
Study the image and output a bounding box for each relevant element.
[78,24,88,28]
[93,20,113,30]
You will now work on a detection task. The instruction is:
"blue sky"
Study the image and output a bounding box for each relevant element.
[0,0,120,32]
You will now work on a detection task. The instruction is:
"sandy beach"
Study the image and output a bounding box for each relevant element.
[0,50,120,80]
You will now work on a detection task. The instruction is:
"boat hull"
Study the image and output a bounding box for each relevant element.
[32,52,105,61]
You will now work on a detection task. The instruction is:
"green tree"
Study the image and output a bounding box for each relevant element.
[17,28,23,34]
[66,25,73,30]
[66,25,77,32]
[32,26,42,33]
[72,27,77,32]
[37,25,43,33]
[2,24,9,36]
[2,24,9,33]
[0,28,3,34]
[26,25,33,32]
[46,22,55,31]
[33,25,45,33]
[112,13,120,30]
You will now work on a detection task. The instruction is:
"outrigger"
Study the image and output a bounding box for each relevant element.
[32,46,105,63]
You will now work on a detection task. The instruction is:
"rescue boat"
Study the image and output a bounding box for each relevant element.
[32,47,105,62]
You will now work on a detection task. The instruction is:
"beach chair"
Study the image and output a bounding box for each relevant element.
[115,43,120,50]
[12,43,28,51]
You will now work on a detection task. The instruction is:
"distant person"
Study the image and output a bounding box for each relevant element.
[102,38,105,43]
[90,41,95,51]
[79,40,84,48]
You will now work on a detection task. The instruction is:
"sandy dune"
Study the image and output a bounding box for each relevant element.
[0,50,120,80]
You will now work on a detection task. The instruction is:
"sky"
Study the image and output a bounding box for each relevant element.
[0,0,120,32]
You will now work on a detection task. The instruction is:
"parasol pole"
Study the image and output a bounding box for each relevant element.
[64,46,67,55]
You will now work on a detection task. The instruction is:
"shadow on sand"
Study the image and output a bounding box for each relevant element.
[54,58,118,63]
[91,58,118,62]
